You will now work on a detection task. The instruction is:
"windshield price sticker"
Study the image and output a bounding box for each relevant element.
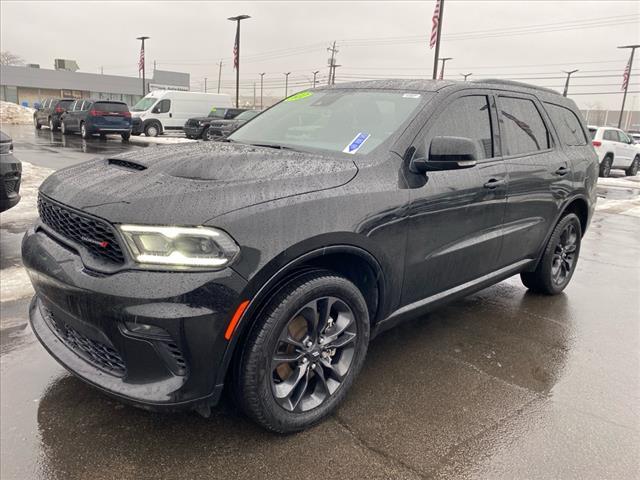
[343,133,370,154]
[285,91,314,102]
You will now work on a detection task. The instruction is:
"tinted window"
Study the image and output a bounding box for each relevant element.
[58,100,74,110]
[154,99,170,113]
[588,128,597,140]
[94,102,128,112]
[544,103,587,146]
[498,97,550,155]
[43,99,51,108]
[427,95,494,159]
[603,130,618,142]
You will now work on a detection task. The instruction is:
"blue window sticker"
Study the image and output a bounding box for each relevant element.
[343,132,370,154]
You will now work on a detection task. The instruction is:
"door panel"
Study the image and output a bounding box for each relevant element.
[496,95,570,266]
[402,93,507,305]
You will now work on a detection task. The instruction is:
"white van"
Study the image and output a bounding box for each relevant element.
[130,90,233,137]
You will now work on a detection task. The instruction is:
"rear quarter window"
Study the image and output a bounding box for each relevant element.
[544,103,588,146]
[498,96,550,156]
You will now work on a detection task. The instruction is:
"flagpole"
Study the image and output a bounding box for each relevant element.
[228,15,251,109]
[617,44,639,128]
[136,36,149,97]
[432,0,444,80]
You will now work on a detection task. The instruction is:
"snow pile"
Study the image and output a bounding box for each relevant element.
[0,101,35,125]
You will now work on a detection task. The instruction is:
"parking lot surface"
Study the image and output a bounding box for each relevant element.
[1,125,639,479]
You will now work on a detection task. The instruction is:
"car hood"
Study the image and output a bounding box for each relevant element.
[39,142,358,225]
[189,116,215,123]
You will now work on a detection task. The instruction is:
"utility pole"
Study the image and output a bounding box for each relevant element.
[327,41,338,85]
[562,69,578,97]
[259,72,265,110]
[136,36,150,96]
[217,60,223,93]
[204,77,208,93]
[312,70,320,88]
[228,14,251,108]
[460,72,472,81]
[284,72,291,98]
[432,0,445,80]
[618,44,639,128]
[439,57,452,80]
[253,82,256,108]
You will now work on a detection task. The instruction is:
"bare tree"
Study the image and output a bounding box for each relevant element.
[0,51,25,66]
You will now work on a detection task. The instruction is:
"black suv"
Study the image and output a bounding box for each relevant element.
[33,98,75,131]
[199,110,261,141]
[184,107,246,139]
[23,80,598,432]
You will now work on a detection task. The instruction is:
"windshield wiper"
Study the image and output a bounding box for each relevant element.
[247,142,299,151]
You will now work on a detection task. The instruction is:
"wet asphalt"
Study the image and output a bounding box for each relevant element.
[1,125,639,479]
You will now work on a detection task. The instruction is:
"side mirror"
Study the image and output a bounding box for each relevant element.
[411,136,480,173]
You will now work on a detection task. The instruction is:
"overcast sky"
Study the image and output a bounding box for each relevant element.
[1,1,639,108]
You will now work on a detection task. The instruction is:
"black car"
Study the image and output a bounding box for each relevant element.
[33,98,75,131]
[0,131,21,212]
[61,100,132,140]
[23,79,598,432]
[199,110,261,141]
[184,107,247,139]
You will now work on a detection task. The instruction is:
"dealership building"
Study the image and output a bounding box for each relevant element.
[0,64,190,107]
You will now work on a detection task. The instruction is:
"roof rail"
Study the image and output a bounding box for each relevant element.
[471,78,559,95]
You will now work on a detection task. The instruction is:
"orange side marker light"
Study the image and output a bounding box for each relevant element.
[224,300,250,340]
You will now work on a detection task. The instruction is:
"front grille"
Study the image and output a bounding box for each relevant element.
[42,307,126,376]
[37,194,125,264]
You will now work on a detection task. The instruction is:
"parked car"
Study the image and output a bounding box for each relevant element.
[0,130,21,212]
[61,100,132,140]
[130,91,233,137]
[33,98,75,131]
[184,107,247,139]
[199,110,261,141]
[24,79,597,433]
[588,125,639,176]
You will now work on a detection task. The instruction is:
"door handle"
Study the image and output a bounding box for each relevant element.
[555,166,569,176]
[169,113,172,118]
[483,178,506,189]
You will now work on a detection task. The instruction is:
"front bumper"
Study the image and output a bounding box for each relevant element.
[184,125,205,138]
[23,226,247,410]
[131,118,143,135]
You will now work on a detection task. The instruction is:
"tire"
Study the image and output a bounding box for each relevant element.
[80,122,90,139]
[625,156,639,176]
[60,121,69,135]
[34,116,42,130]
[121,132,131,141]
[599,156,612,177]
[521,213,582,295]
[236,271,370,433]
[144,122,161,137]
[48,117,58,132]
[202,126,214,141]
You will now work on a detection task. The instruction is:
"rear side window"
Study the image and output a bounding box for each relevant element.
[94,102,128,112]
[58,100,74,110]
[603,130,618,141]
[427,95,494,159]
[544,103,587,146]
[588,128,597,140]
[498,97,550,155]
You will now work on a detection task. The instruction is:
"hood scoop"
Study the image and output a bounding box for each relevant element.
[108,158,147,171]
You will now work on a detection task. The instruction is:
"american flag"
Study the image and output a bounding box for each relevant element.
[622,57,631,90]
[233,27,239,70]
[138,45,145,73]
[430,0,441,49]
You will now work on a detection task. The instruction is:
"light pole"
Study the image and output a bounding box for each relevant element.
[284,72,291,98]
[204,77,207,93]
[439,57,452,80]
[259,72,265,110]
[312,70,320,88]
[217,60,223,93]
[460,72,472,81]
[562,69,578,97]
[136,36,149,96]
[618,44,640,128]
[228,14,251,108]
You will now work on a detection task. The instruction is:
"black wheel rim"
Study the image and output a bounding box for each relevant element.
[552,223,578,286]
[270,296,357,413]
[604,161,611,176]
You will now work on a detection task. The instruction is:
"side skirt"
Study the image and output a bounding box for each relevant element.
[373,258,534,337]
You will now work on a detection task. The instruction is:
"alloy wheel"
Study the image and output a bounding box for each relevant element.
[551,222,578,286]
[271,296,357,413]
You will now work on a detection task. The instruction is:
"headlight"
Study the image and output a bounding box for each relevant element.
[198,121,207,126]
[118,225,240,268]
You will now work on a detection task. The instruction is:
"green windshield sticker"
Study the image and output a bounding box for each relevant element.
[210,107,217,112]
[285,91,313,102]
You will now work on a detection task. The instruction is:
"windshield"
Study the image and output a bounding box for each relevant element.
[236,110,259,120]
[229,89,427,155]
[131,97,157,112]
[208,109,227,118]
